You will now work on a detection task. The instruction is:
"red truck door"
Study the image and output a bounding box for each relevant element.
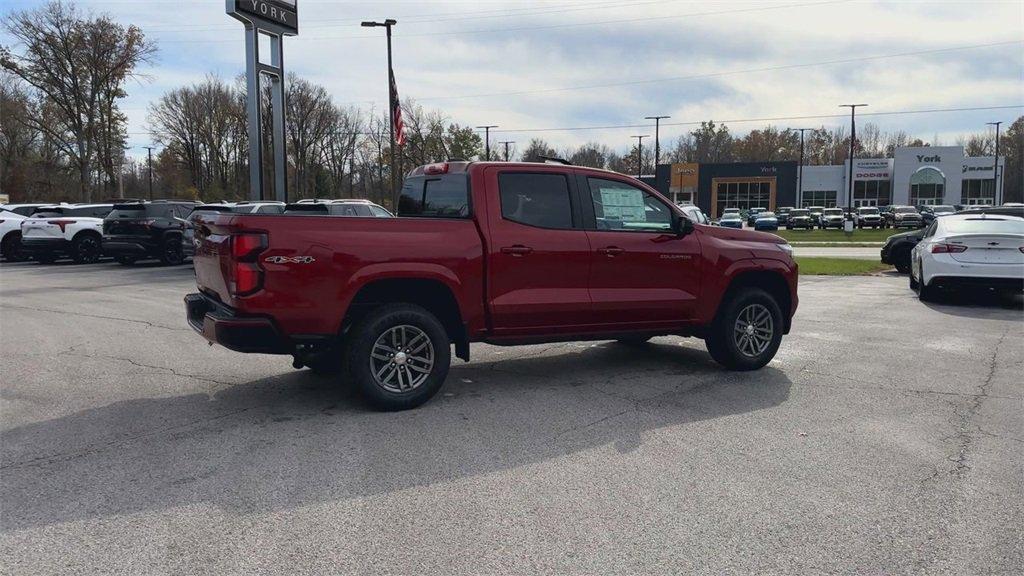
[482,167,593,334]
[579,174,702,326]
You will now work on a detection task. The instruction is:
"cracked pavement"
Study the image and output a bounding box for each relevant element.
[1,261,1022,575]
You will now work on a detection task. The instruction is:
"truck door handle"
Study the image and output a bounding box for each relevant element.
[501,245,533,256]
[598,246,624,257]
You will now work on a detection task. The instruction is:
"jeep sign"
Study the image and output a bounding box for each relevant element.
[231,0,298,35]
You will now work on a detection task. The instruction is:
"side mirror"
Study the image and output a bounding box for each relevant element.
[674,216,695,236]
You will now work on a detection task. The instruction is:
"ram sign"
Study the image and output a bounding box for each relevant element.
[231,0,298,35]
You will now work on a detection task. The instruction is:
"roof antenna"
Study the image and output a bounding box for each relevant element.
[538,155,572,165]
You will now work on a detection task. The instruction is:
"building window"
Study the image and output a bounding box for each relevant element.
[961,179,995,206]
[853,180,892,207]
[801,190,837,207]
[909,167,945,206]
[714,179,772,216]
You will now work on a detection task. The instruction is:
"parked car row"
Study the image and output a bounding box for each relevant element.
[880,203,1024,282]
[0,198,393,265]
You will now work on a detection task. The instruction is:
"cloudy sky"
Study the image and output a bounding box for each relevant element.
[2,0,1022,159]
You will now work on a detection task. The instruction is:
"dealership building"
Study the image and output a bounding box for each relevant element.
[650,146,1005,217]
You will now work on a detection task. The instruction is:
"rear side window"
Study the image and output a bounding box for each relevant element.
[498,173,573,229]
[398,175,470,218]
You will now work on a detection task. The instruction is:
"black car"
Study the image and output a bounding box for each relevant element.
[102,201,198,265]
[878,205,894,228]
[880,227,925,274]
[776,206,793,226]
[746,207,767,227]
[920,204,956,226]
[854,206,883,229]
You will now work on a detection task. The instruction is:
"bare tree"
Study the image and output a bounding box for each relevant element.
[1,1,155,201]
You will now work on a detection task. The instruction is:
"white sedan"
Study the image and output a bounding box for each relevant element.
[910,214,1024,300]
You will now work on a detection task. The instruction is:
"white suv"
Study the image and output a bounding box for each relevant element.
[1,204,58,262]
[20,204,114,264]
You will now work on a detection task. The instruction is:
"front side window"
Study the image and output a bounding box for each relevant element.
[589,178,673,233]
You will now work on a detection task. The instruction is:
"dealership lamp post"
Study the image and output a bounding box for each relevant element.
[645,115,670,166]
[499,140,515,162]
[477,125,498,160]
[987,121,1002,204]
[631,135,650,178]
[362,19,398,207]
[840,104,867,220]
[794,128,811,205]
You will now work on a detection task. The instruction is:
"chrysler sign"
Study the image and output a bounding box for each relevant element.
[231,0,298,35]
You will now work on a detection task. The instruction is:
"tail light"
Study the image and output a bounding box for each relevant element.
[47,219,77,232]
[229,232,267,296]
[931,243,968,254]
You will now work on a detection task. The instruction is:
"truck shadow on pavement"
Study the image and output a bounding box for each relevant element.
[1,341,791,533]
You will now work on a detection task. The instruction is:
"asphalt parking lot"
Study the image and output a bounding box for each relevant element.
[1,261,1022,575]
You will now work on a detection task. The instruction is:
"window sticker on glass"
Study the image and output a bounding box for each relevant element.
[590,178,672,232]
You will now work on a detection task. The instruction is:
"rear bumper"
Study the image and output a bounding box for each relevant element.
[185,292,291,354]
[20,237,73,255]
[929,276,1024,292]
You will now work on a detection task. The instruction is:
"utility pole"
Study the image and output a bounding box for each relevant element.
[840,104,867,218]
[499,141,515,162]
[143,146,155,200]
[987,121,1002,204]
[645,115,670,166]
[631,135,650,178]
[794,128,812,206]
[361,19,398,207]
[477,125,498,160]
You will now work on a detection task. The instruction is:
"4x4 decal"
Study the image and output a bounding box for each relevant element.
[264,255,315,264]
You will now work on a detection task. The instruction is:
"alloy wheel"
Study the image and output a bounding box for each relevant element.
[733,303,773,358]
[369,324,435,393]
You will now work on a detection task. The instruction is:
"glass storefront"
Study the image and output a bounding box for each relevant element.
[853,180,891,207]
[961,179,995,205]
[714,180,772,216]
[801,190,838,207]
[909,167,945,206]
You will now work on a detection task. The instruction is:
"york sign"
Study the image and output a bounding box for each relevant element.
[234,0,298,34]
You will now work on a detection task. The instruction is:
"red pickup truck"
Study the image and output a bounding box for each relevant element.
[186,161,798,410]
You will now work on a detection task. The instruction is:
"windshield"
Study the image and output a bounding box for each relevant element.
[721,214,741,221]
[858,208,879,214]
[790,209,809,216]
[824,209,843,215]
[945,218,1024,235]
[933,206,955,213]
[758,212,776,218]
[895,207,917,214]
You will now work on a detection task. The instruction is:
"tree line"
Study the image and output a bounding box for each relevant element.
[2,1,1021,206]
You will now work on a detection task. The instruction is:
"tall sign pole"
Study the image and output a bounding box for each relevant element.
[645,115,670,166]
[227,0,298,202]
[987,121,1002,204]
[795,128,811,206]
[631,135,650,178]
[840,104,867,218]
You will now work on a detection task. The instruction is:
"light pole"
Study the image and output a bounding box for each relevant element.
[840,104,867,217]
[499,140,515,162]
[794,128,812,206]
[645,115,670,166]
[361,18,398,207]
[476,125,498,160]
[143,146,155,200]
[986,121,1002,204]
[631,135,650,178]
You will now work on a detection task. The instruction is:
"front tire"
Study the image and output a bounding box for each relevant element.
[705,287,783,371]
[1,232,28,262]
[346,304,451,411]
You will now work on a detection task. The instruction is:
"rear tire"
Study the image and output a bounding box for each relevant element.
[345,304,451,411]
[704,287,783,371]
[894,248,911,274]
[72,233,102,264]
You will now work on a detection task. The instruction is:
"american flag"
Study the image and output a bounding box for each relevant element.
[390,71,406,147]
